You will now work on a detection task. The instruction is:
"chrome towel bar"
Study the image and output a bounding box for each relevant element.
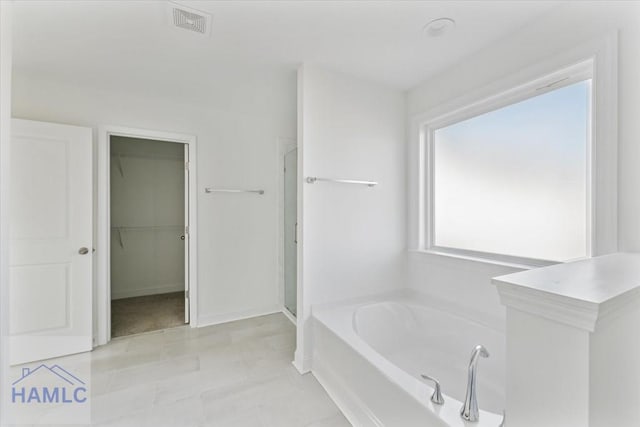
[204,188,265,195]
[305,177,377,187]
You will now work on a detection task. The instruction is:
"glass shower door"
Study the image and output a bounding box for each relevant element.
[284,148,297,317]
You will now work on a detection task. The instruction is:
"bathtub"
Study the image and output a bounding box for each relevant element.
[311,292,505,427]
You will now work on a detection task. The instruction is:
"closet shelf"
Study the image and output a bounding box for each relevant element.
[111,225,184,230]
[111,225,185,249]
[110,153,184,161]
[110,152,184,178]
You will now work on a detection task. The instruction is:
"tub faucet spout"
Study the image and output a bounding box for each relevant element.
[460,344,489,422]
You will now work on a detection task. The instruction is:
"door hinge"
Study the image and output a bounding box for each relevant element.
[185,161,190,170]
[185,225,189,235]
[185,289,189,299]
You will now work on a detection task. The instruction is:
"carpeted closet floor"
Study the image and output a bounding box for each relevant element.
[111,291,185,338]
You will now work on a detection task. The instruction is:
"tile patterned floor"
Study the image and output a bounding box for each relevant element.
[111,292,186,338]
[9,313,350,427]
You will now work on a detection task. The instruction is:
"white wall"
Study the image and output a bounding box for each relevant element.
[0,2,12,424]
[406,1,640,323]
[12,71,296,327]
[296,65,406,370]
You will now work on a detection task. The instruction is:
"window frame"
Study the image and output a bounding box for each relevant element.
[424,62,593,267]
[408,34,618,269]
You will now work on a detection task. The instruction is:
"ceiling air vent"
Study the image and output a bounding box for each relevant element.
[168,2,212,36]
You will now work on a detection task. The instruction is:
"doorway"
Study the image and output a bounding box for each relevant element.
[97,126,197,345]
[283,147,297,317]
[109,136,187,337]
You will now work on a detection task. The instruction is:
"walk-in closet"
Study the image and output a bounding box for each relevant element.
[110,136,187,337]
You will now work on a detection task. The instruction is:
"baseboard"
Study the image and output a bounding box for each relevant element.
[281,308,297,325]
[196,304,281,328]
[293,349,312,374]
[111,284,184,300]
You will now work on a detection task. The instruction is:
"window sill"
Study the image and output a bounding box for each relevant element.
[410,247,560,271]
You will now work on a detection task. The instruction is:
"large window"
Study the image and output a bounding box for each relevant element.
[424,66,593,265]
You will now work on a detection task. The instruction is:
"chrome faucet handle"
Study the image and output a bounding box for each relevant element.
[420,374,444,405]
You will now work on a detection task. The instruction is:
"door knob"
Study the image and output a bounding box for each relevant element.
[78,247,89,255]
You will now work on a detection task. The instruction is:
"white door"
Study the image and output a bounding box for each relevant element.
[10,119,93,365]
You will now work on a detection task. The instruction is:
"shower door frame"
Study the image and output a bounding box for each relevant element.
[96,125,198,346]
[278,138,297,323]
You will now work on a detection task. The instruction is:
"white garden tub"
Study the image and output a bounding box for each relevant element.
[312,292,505,427]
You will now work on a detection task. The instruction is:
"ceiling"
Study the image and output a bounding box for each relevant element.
[12,1,563,99]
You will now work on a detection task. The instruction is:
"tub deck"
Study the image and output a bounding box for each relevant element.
[311,291,504,427]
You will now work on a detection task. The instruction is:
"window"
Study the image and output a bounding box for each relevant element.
[424,64,593,265]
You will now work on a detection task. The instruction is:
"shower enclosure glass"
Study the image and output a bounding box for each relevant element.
[284,148,297,317]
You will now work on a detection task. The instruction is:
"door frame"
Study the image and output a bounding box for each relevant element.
[96,125,198,346]
[277,138,297,324]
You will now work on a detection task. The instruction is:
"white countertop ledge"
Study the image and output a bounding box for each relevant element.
[492,253,640,331]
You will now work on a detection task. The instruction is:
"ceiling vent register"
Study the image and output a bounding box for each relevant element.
[168,2,212,36]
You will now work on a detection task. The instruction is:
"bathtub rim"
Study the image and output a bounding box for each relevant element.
[311,290,504,427]
[312,288,505,334]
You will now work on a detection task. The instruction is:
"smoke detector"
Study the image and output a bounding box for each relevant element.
[167,2,212,36]
[423,17,456,38]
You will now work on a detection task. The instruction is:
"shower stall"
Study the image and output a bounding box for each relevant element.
[284,147,297,317]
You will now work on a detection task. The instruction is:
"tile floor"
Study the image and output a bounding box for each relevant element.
[9,313,350,427]
[111,292,186,338]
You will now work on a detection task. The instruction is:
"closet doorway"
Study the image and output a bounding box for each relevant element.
[97,127,197,344]
[110,136,188,337]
